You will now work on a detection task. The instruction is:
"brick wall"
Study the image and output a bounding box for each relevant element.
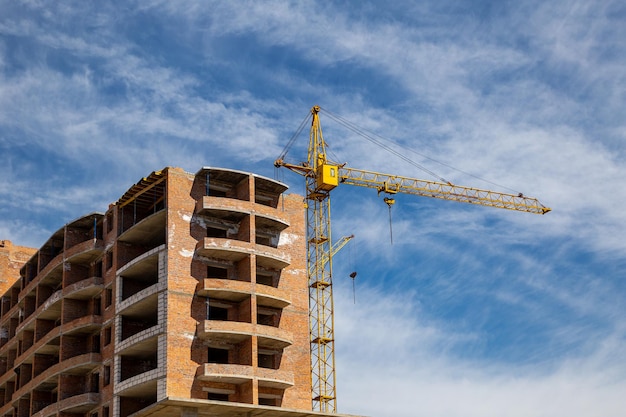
[0,241,36,296]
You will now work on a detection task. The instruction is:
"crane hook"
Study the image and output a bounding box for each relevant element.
[383,197,395,244]
[349,271,357,304]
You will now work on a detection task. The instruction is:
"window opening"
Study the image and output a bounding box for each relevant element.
[103,327,112,346]
[103,365,110,386]
[105,288,113,308]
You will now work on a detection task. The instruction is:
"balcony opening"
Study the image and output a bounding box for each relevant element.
[106,211,114,234]
[116,241,163,271]
[120,352,158,381]
[256,270,276,287]
[207,265,228,279]
[206,255,251,282]
[105,288,113,308]
[207,226,228,238]
[90,372,100,393]
[119,252,159,301]
[208,392,230,401]
[207,305,228,321]
[257,307,281,327]
[95,218,104,240]
[121,275,158,301]
[31,388,56,414]
[9,318,18,339]
[60,334,90,361]
[10,287,19,309]
[23,295,36,320]
[254,176,286,209]
[255,235,272,247]
[36,285,55,308]
[207,347,229,364]
[33,353,58,377]
[106,252,113,270]
[64,263,90,287]
[254,193,277,207]
[62,298,89,324]
[94,261,103,279]
[65,216,103,248]
[258,348,283,370]
[258,353,275,369]
[3,382,15,409]
[59,373,93,401]
[117,176,166,237]
[121,312,158,341]
[259,396,282,406]
[119,394,157,417]
[34,319,56,343]
[201,169,250,201]
[92,334,101,353]
[39,237,63,274]
[24,260,38,283]
[1,297,10,317]
[255,225,280,248]
[204,297,251,323]
[209,188,227,197]
[17,363,33,388]
[93,296,102,316]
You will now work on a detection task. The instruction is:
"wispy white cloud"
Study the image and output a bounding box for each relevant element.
[1,2,625,416]
[334,284,626,417]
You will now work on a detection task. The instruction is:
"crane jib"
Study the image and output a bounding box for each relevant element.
[337,168,550,215]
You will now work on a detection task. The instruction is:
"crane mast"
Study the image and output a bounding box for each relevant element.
[274,105,550,413]
[306,105,337,413]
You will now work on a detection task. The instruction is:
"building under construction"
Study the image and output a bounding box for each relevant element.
[0,167,358,417]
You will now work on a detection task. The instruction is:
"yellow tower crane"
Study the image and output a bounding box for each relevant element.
[274,105,550,413]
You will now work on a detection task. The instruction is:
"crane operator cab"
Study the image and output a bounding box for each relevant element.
[316,163,339,192]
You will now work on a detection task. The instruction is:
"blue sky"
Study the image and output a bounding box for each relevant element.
[1,1,625,416]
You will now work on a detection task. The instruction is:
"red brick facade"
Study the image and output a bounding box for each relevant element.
[0,242,36,297]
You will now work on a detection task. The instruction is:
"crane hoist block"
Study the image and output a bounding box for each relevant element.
[316,164,339,191]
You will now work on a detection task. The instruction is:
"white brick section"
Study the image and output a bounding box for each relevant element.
[114,334,167,395]
[158,249,168,284]
[157,334,167,401]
